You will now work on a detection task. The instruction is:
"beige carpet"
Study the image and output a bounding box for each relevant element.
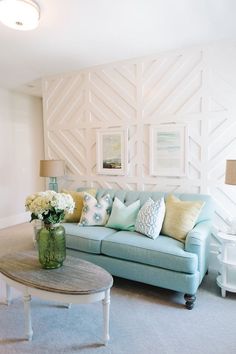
[0,223,236,354]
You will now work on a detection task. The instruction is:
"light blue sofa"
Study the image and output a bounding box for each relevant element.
[62,189,214,309]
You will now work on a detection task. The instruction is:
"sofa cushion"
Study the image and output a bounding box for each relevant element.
[62,189,96,222]
[161,194,205,242]
[79,193,111,226]
[101,231,198,274]
[63,223,117,254]
[106,198,140,231]
[135,198,166,239]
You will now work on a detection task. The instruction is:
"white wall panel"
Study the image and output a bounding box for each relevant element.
[42,45,236,230]
[0,89,44,229]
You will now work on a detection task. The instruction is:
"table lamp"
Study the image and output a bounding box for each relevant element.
[225,159,236,234]
[40,160,65,192]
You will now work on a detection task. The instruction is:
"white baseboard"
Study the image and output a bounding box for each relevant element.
[0,212,30,230]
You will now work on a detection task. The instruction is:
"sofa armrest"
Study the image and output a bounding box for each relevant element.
[185,220,212,282]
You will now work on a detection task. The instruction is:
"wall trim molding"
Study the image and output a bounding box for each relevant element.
[0,212,30,230]
[42,44,236,232]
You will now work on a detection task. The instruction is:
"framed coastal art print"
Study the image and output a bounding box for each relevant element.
[149,124,188,176]
[96,129,128,175]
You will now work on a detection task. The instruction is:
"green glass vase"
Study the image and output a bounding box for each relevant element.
[37,223,66,269]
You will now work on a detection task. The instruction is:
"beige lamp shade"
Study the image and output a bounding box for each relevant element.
[225,160,236,185]
[40,160,65,177]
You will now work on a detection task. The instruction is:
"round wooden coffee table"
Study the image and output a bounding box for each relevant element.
[0,251,113,345]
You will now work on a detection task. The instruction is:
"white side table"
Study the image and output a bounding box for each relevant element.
[216,232,236,297]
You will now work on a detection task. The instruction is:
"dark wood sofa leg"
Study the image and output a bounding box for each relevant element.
[184,294,196,310]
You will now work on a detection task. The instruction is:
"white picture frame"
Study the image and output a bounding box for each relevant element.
[96,129,128,175]
[150,124,188,176]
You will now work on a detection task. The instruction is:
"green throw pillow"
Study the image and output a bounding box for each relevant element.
[106,197,140,231]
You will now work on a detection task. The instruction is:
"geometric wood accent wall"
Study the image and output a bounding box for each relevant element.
[42,48,236,231]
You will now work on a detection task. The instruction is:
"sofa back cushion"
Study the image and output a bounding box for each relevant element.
[77,188,214,225]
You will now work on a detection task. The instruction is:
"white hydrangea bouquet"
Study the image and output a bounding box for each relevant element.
[25,190,75,225]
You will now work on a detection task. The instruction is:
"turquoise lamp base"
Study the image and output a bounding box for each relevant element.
[48,177,58,192]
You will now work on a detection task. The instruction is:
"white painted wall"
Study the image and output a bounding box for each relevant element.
[0,89,44,229]
[42,42,236,238]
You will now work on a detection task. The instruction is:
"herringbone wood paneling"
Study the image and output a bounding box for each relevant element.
[42,48,236,230]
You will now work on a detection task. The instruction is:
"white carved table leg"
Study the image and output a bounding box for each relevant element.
[23,289,33,341]
[6,283,12,305]
[221,288,226,298]
[62,303,72,308]
[102,289,110,346]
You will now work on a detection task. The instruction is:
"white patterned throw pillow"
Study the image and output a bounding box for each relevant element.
[79,192,112,226]
[135,198,166,239]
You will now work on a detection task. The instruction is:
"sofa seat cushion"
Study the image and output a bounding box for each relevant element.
[63,223,117,254]
[101,231,198,274]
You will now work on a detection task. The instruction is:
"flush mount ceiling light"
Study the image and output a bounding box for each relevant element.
[0,0,40,31]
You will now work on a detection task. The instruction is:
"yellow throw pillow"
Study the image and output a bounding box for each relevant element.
[161,194,204,242]
[62,189,96,222]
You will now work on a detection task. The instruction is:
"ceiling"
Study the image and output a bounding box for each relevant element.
[0,0,236,97]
